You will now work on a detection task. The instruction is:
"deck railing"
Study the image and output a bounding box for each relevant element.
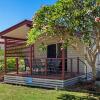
[6,57,87,80]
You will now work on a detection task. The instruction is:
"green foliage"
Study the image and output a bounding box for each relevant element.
[7,58,16,71]
[27,28,41,44]
[28,0,100,47]
[97,0,100,2]
[0,49,4,71]
[0,59,4,71]
[18,59,25,71]
[0,49,4,56]
[7,58,25,71]
[38,43,47,51]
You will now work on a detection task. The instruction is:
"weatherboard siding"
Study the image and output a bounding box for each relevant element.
[34,35,85,73]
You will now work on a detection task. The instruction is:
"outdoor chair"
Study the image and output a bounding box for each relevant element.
[24,58,30,71]
[47,59,61,75]
[32,59,45,75]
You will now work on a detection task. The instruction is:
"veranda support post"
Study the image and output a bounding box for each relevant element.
[16,58,19,74]
[4,38,7,74]
[30,45,33,76]
[45,59,47,77]
[61,48,65,80]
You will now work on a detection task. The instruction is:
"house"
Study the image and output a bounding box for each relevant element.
[0,20,97,88]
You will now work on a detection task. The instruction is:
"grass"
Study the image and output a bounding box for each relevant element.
[0,84,99,100]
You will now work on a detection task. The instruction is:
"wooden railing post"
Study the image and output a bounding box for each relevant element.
[62,48,65,80]
[77,57,79,74]
[45,58,47,77]
[16,58,19,74]
[30,46,32,76]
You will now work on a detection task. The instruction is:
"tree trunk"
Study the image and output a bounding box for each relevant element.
[91,63,96,81]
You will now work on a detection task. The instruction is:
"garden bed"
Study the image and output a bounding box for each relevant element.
[66,80,100,94]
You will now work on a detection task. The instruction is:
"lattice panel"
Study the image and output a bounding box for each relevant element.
[5,39,32,57]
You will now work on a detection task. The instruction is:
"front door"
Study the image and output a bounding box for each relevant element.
[47,44,56,58]
[47,43,67,71]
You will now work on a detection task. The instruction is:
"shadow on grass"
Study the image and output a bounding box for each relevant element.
[57,94,99,100]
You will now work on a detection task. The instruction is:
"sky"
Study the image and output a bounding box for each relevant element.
[0,0,57,31]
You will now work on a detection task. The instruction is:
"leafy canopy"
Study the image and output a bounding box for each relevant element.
[27,0,100,47]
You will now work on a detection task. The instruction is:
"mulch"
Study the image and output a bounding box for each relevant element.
[65,81,100,93]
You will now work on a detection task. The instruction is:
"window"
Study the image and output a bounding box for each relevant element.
[47,43,67,58]
[47,44,56,58]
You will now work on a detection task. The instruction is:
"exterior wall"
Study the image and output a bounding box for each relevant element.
[67,46,85,73]
[34,35,86,73]
[34,35,62,58]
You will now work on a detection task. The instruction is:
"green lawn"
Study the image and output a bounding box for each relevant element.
[0,84,99,100]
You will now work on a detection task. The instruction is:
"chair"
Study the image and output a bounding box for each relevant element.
[32,59,45,75]
[47,59,61,74]
[24,58,30,71]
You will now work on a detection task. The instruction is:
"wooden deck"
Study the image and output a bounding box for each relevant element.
[3,71,86,88]
[5,71,83,80]
[4,68,97,89]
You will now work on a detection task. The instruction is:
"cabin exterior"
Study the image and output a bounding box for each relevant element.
[0,20,95,88]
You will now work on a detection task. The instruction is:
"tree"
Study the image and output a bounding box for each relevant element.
[27,0,100,80]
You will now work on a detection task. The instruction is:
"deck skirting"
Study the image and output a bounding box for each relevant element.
[4,74,91,88]
[4,75,64,88]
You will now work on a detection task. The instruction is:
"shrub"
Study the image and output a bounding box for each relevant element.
[7,58,16,71]
[0,60,4,71]
[7,58,25,72]
[58,94,99,100]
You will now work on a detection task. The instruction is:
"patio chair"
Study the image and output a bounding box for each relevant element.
[47,59,61,74]
[32,59,45,75]
[24,58,30,71]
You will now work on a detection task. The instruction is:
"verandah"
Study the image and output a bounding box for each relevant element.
[2,36,85,80]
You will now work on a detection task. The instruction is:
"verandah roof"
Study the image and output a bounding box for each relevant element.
[0,20,33,58]
[0,20,32,39]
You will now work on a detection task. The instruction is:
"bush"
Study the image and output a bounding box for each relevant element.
[58,94,99,100]
[0,49,4,56]
[0,58,25,72]
[7,58,25,72]
[0,59,4,72]
[19,59,25,71]
[7,58,16,71]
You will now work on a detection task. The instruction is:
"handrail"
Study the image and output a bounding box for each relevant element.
[33,57,82,60]
[96,68,100,72]
[78,58,88,80]
[4,57,92,80]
